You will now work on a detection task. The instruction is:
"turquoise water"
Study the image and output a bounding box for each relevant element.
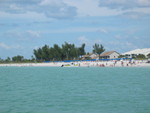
[0,67,150,113]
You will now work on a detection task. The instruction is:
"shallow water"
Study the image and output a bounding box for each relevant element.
[0,67,150,113]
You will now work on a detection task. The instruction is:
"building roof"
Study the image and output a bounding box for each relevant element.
[83,53,92,57]
[122,48,150,56]
[92,55,99,59]
[82,53,98,59]
[100,51,118,56]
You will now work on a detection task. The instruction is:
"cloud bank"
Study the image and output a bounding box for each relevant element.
[0,42,21,50]
[99,0,150,9]
[0,0,150,18]
[0,0,77,19]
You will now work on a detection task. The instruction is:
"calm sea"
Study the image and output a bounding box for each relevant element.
[0,67,150,113]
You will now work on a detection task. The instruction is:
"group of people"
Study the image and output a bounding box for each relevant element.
[60,59,143,67]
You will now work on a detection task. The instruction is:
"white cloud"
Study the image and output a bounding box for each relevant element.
[64,0,150,17]
[0,0,77,19]
[38,27,109,34]
[27,30,40,38]
[0,11,49,22]
[120,11,150,19]
[0,0,149,18]
[3,30,22,39]
[0,42,21,50]
[0,43,11,50]
[78,36,90,45]
[2,30,41,42]
[114,34,122,39]
[99,0,150,9]
[106,41,139,52]
[138,0,150,6]
[64,0,122,16]
[97,28,108,34]
[78,36,103,47]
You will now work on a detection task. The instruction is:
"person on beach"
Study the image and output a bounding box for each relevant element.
[127,63,128,66]
[102,64,105,67]
[114,60,117,67]
[121,61,124,67]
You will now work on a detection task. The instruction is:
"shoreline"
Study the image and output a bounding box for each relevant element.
[0,60,150,67]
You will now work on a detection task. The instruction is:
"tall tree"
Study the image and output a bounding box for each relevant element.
[33,42,86,61]
[136,54,146,59]
[42,45,50,61]
[70,44,78,60]
[12,55,24,62]
[33,48,44,61]
[5,57,11,62]
[147,53,150,58]
[62,42,71,60]
[53,44,62,61]
[93,43,105,59]
[79,43,86,56]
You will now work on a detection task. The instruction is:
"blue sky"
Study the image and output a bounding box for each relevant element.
[0,0,150,59]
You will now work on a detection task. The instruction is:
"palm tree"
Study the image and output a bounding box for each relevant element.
[93,43,105,59]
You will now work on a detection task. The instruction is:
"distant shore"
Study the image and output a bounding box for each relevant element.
[0,60,150,67]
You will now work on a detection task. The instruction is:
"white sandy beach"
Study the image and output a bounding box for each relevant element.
[0,60,150,67]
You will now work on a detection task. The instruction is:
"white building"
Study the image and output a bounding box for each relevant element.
[100,51,120,59]
[82,53,98,60]
[122,48,150,58]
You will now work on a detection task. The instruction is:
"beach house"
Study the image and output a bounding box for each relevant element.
[122,48,150,58]
[82,53,98,60]
[100,51,120,59]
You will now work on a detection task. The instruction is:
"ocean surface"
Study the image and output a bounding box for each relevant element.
[0,67,150,113]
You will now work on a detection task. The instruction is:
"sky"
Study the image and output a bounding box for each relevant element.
[0,0,150,59]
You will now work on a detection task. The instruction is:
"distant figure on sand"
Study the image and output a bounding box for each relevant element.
[121,61,124,67]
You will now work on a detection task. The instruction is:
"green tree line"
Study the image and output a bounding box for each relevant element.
[0,55,35,63]
[119,53,150,59]
[0,42,149,63]
[0,42,106,63]
[33,42,86,61]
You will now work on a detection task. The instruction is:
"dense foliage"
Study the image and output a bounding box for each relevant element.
[147,53,150,58]
[33,42,86,61]
[0,55,35,63]
[118,54,150,60]
[0,42,149,63]
[136,54,146,59]
[93,44,105,59]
